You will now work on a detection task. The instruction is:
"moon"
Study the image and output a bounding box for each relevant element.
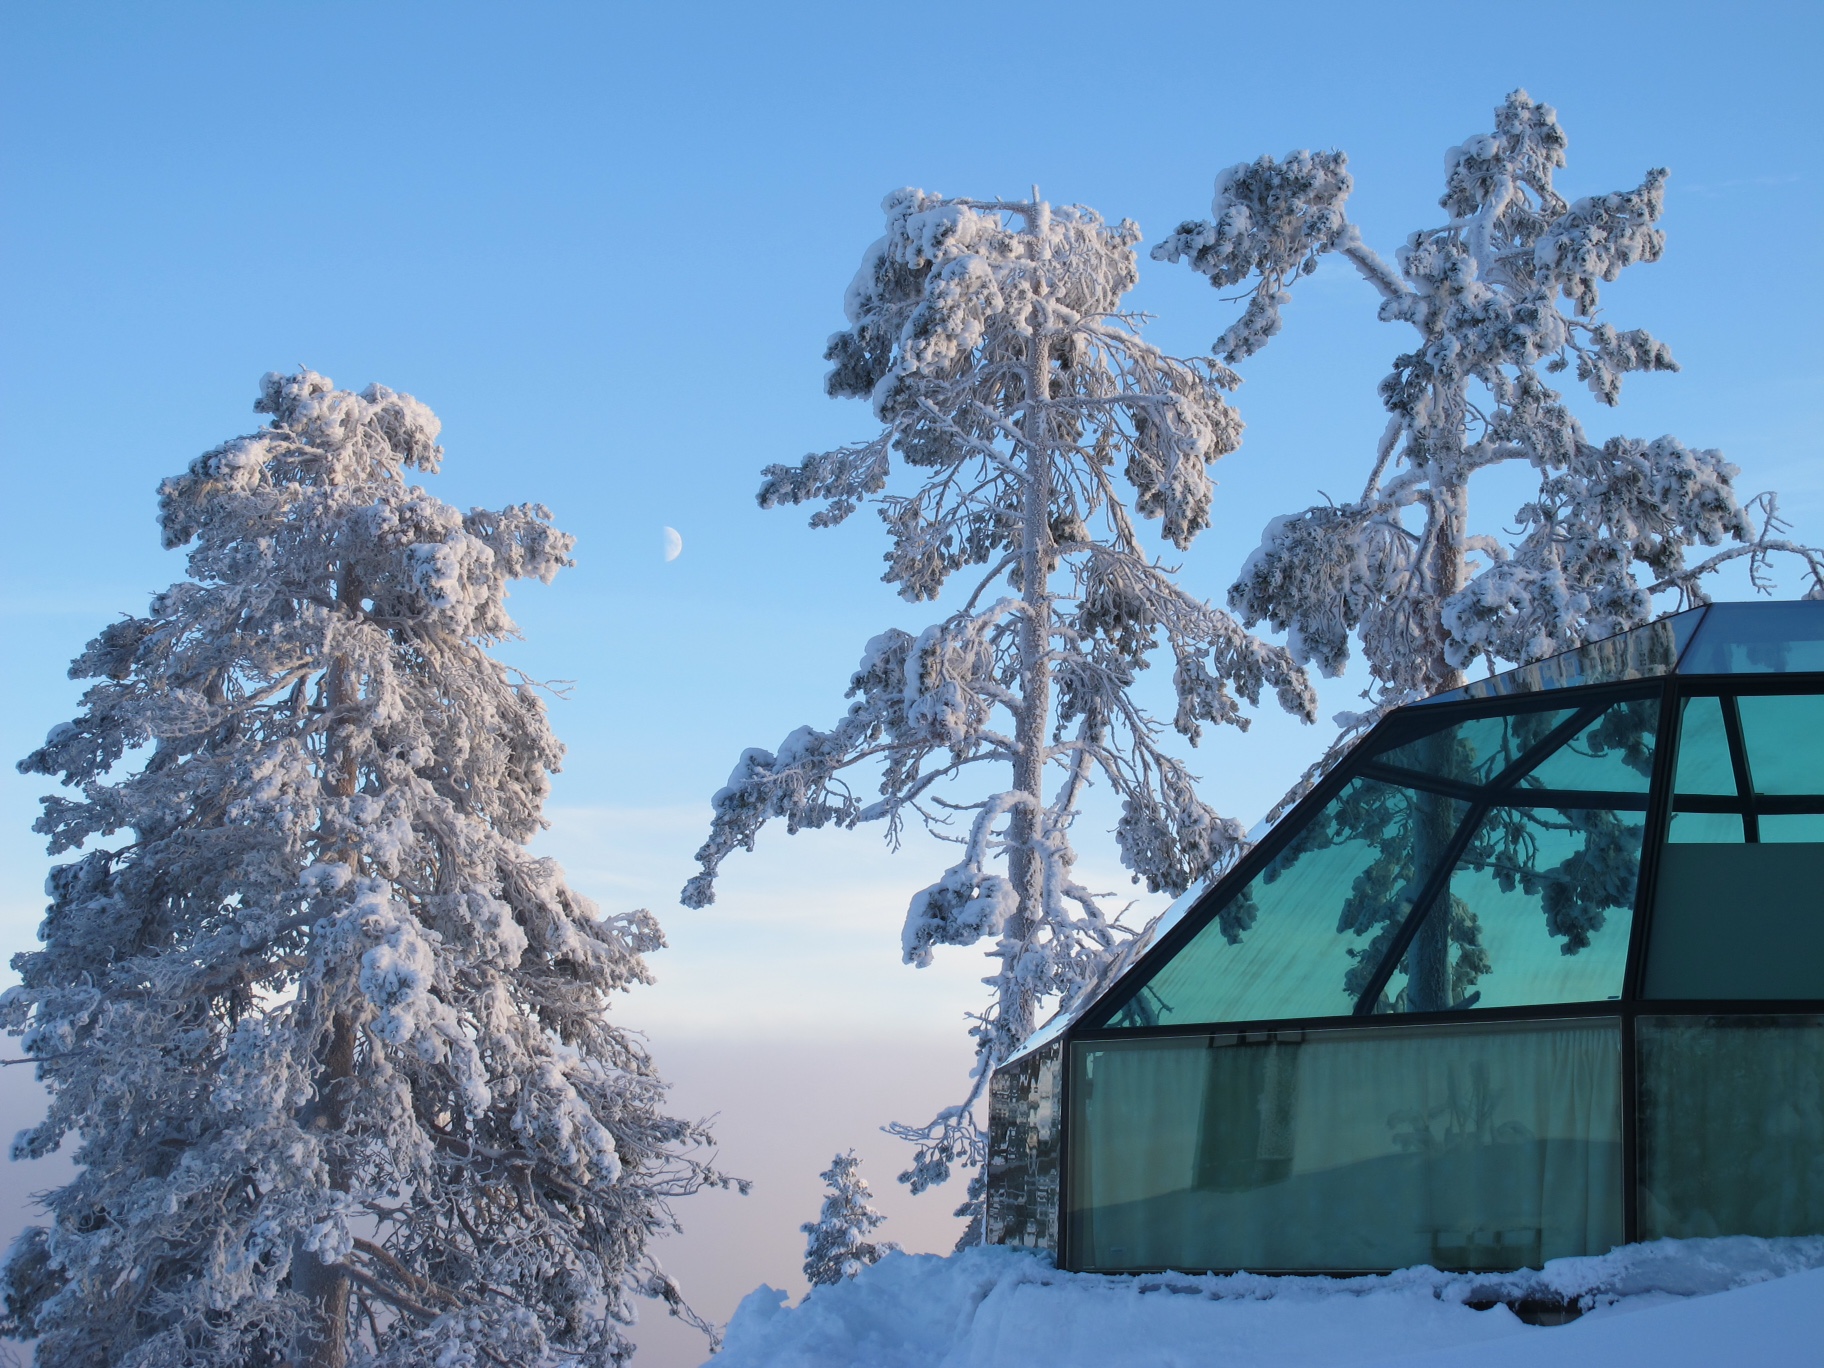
[662,526,683,562]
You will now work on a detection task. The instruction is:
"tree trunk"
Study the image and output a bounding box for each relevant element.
[1421,473,1471,699]
[295,616,361,1367]
[1002,197,1054,1054]
[293,1012,356,1368]
[1405,480,1471,1013]
[1405,768,1457,1013]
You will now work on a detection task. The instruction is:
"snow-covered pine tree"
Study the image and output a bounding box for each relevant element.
[1156,89,1824,721]
[682,190,1316,1216]
[1153,93,1824,1013]
[800,1152,897,1288]
[3,371,735,1368]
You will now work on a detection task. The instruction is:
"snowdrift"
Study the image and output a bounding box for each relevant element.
[713,1239,1824,1368]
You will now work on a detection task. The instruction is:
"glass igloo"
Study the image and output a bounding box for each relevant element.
[985,602,1824,1275]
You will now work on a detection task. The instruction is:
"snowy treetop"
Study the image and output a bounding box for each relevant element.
[1159,91,1821,708]
[692,189,1318,1219]
[6,371,730,1367]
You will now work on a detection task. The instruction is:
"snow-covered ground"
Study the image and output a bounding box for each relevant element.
[714,1238,1824,1368]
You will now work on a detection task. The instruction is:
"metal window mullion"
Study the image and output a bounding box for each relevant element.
[1495,788,1651,811]
[1720,694,1759,842]
[1618,680,1680,1242]
[1488,704,1609,794]
[1621,1010,1639,1245]
[1353,801,1490,1016]
[1357,763,1487,805]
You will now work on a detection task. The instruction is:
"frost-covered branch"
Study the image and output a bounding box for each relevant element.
[1161,90,1823,708]
[1158,94,1824,1019]
[686,188,1315,1227]
[3,371,740,1368]
[801,1152,898,1287]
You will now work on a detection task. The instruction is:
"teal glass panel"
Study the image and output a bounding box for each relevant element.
[1421,610,1702,705]
[1667,811,1746,843]
[1068,1019,1623,1272]
[1644,844,1824,999]
[1105,779,1468,1029]
[1671,695,1736,796]
[1679,602,1824,675]
[1761,814,1824,842]
[1637,1016,1824,1240]
[1735,694,1824,796]
[1375,709,1576,786]
[1516,697,1658,794]
[1377,805,1641,1013]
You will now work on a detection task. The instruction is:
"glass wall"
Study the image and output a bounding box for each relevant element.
[985,1040,1063,1252]
[1637,1016,1824,1239]
[1104,777,1468,1028]
[1649,688,1824,998]
[1013,610,1824,1274]
[1102,694,1658,1028]
[1068,1019,1622,1273]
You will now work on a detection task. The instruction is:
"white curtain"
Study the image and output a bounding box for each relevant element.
[1072,1019,1622,1272]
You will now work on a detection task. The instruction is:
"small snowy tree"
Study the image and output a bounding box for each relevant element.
[682,189,1315,1217]
[3,371,736,1367]
[1154,93,1824,1011]
[1156,89,1824,720]
[800,1152,897,1288]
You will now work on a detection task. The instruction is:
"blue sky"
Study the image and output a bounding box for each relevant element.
[3,3,1822,1360]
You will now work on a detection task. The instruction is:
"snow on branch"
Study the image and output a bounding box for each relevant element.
[686,188,1315,1219]
[1161,89,1824,707]
[801,1152,899,1288]
[1158,93,1824,1018]
[4,371,739,1367]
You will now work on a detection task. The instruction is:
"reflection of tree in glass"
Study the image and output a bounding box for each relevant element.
[1387,1062,1533,1154]
[1214,779,1419,953]
[1556,621,1685,691]
[1440,698,1657,991]
[1213,700,1652,1013]
[1465,807,1643,950]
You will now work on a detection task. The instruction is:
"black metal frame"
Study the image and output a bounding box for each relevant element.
[1047,664,1824,1275]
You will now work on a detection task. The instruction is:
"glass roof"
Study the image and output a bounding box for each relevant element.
[1420,609,1700,703]
[1072,601,1824,1037]
[1680,600,1824,674]
[1420,600,1824,706]
[1097,692,1662,1030]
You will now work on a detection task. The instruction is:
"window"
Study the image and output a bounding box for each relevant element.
[1649,689,1824,998]
[1736,694,1824,795]
[1103,778,1469,1028]
[1368,701,1655,1015]
[1104,697,1659,1027]
[1670,695,1734,796]
[1644,845,1824,999]
[1379,806,1641,1012]
[1069,1020,1623,1273]
[1679,602,1824,675]
[1637,1016,1824,1239]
